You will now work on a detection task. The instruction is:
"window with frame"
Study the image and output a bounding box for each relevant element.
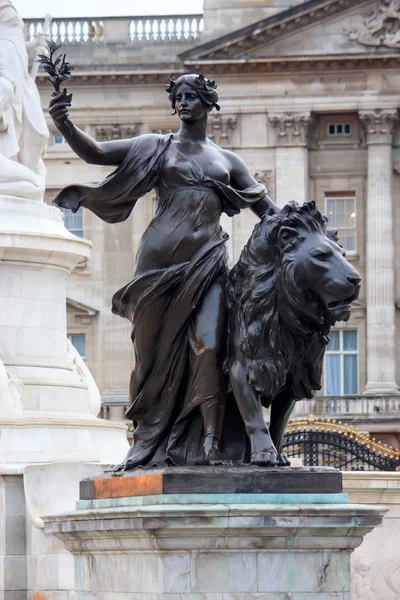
[53,133,66,145]
[318,114,359,144]
[60,206,83,238]
[325,330,358,397]
[325,193,356,254]
[328,123,351,137]
[68,334,86,361]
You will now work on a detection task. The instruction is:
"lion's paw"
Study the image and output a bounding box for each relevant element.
[276,453,291,467]
[250,449,278,467]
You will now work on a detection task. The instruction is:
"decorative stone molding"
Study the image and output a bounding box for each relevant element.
[269,112,312,147]
[35,56,400,88]
[95,124,139,141]
[206,114,238,147]
[152,128,173,135]
[253,170,273,190]
[345,1,400,49]
[67,298,99,326]
[359,109,398,145]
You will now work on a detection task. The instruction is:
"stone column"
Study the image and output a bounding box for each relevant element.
[269,111,311,207]
[359,108,399,395]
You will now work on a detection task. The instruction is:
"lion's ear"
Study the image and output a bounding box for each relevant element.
[278,226,303,253]
[327,228,339,242]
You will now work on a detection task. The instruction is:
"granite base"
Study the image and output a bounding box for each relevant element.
[44,489,386,600]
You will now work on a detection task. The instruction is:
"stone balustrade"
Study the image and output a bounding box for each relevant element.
[24,14,204,44]
[295,396,400,420]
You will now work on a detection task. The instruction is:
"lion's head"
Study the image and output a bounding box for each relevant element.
[229,201,361,401]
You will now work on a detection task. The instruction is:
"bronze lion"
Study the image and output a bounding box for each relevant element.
[228,201,361,467]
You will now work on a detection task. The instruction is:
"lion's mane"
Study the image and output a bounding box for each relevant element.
[228,201,334,403]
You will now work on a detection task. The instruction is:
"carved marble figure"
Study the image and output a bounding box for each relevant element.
[0,0,48,200]
[49,70,361,470]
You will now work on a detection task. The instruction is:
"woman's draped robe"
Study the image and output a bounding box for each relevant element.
[55,134,270,469]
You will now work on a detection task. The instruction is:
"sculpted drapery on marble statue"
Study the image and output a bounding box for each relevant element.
[50,72,361,471]
[0,0,48,201]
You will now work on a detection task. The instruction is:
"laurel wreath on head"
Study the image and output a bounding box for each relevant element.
[166,74,220,112]
[166,73,218,94]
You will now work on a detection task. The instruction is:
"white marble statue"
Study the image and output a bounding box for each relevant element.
[0,0,49,201]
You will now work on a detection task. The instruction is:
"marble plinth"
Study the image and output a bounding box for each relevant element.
[44,490,386,600]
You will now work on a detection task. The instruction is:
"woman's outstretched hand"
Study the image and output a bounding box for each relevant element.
[49,89,73,130]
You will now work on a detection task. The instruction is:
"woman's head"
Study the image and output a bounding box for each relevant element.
[166,74,220,122]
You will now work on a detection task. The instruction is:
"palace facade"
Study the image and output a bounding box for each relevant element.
[29,0,400,445]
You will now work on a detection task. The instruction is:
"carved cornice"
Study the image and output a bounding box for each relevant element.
[95,123,139,141]
[180,0,368,62]
[35,56,400,88]
[344,0,400,50]
[269,112,312,147]
[359,109,399,145]
[206,114,238,148]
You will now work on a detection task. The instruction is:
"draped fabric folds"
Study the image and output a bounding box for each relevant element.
[54,133,268,221]
[54,133,268,469]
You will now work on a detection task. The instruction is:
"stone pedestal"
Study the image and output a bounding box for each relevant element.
[0,197,129,465]
[0,198,129,597]
[43,467,386,600]
[359,109,400,396]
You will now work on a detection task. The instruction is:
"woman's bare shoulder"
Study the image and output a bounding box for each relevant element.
[216,147,259,189]
[218,147,249,171]
[205,140,238,163]
[131,132,172,149]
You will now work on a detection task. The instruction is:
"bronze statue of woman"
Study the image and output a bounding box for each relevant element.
[50,74,279,470]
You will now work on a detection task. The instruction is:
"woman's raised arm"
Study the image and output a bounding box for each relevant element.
[49,91,131,166]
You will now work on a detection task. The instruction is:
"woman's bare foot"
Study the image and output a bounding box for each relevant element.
[249,431,278,466]
[203,434,227,465]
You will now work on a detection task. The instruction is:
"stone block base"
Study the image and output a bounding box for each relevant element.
[44,491,386,599]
